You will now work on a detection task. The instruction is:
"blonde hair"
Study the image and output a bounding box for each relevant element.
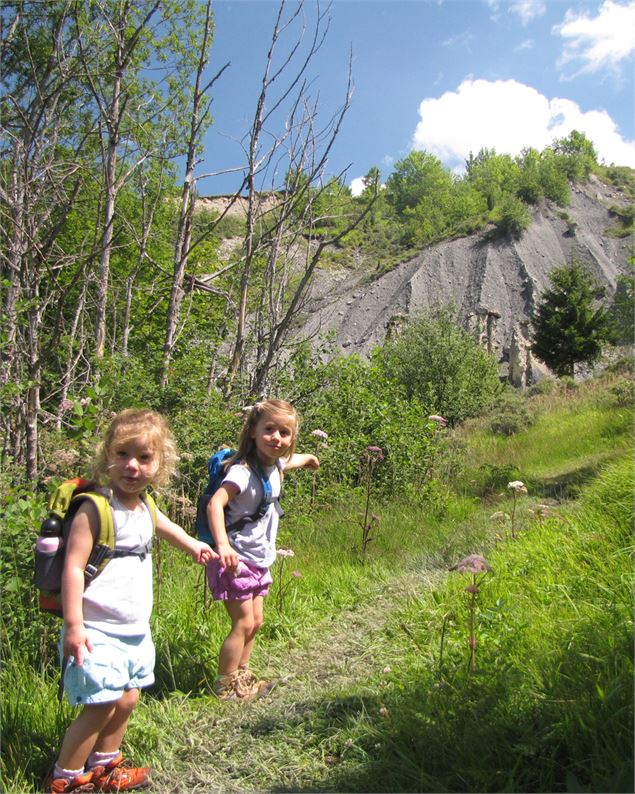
[228,399,298,468]
[93,409,178,489]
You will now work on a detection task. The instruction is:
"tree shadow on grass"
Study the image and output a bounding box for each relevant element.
[257,628,634,793]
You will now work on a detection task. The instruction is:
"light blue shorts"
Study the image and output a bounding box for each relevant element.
[59,626,155,706]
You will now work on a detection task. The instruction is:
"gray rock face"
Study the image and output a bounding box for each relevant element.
[300,178,631,384]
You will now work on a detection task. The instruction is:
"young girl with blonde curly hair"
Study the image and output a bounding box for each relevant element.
[45,409,215,793]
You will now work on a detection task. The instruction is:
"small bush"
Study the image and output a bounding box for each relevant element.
[604,353,635,377]
[607,378,635,408]
[487,388,533,436]
[527,376,557,397]
[491,195,531,239]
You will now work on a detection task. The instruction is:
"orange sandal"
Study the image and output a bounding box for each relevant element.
[89,753,150,792]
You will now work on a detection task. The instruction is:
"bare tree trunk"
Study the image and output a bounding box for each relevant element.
[224,0,347,397]
[161,0,225,388]
[57,283,88,430]
[1,4,87,475]
[77,0,161,359]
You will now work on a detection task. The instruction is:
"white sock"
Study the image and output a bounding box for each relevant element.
[53,764,85,781]
[86,749,120,769]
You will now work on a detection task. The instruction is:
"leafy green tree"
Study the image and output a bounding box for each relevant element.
[491,193,531,238]
[537,149,570,205]
[379,307,502,425]
[465,148,521,211]
[361,166,381,197]
[611,269,635,345]
[551,130,598,182]
[516,147,544,204]
[532,261,612,377]
[385,151,453,216]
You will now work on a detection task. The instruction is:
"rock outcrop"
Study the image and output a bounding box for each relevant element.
[299,176,631,384]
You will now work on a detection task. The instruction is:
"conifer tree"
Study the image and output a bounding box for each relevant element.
[531,261,611,377]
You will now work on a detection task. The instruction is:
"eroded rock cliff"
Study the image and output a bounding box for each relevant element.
[299,176,631,384]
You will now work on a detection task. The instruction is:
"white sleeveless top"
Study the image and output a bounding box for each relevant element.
[82,496,154,636]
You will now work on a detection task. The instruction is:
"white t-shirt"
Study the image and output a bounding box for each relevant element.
[222,462,283,569]
[82,496,154,636]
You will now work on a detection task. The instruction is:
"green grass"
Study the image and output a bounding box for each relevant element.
[2,374,633,792]
[336,456,634,793]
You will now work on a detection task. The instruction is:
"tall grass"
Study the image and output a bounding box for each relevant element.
[2,375,632,792]
[325,456,634,793]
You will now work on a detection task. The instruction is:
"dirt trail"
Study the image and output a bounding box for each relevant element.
[157,561,447,793]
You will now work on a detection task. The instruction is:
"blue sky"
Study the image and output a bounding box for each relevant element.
[199,0,635,195]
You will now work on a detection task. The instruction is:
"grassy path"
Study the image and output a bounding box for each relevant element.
[153,560,447,793]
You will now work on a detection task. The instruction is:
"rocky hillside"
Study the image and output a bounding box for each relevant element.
[298,176,631,385]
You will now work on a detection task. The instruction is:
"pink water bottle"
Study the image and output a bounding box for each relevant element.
[36,516,64,555]
[34,515,64,592]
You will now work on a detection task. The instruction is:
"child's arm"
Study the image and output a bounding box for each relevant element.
[61,502,98,666]
[207,483,240,572]
[155,510,217,564]
[284,452,320,471]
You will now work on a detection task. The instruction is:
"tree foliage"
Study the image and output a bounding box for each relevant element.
[378,307,502,425]
[611,269,635,345]
[531,261,612,377]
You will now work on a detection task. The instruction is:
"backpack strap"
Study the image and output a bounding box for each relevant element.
[141,490,158,530]
[70,489,157,584]
[225,461,283,533]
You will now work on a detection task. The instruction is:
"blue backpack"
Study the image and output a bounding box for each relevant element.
[194,448,282,547]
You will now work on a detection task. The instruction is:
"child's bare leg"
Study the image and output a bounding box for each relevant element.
[218,598,256,675]
[239,595,264,668]
[93,688,139,753]
[56,701,117,771]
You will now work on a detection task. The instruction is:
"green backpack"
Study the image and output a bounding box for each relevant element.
[35,477,157,617]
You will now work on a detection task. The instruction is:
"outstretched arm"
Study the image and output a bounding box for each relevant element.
[155,510,217,564]
[284,452,320,471]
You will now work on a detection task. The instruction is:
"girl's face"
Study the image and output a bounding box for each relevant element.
[250,411,296,466]
[108,434,159,503]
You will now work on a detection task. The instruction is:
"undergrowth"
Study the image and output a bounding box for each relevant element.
[1,375,633,792]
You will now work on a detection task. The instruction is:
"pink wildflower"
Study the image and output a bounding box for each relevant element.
[60,398,74,412]
[449,554,492,574]
[311,428,328,440]
[277,548,295,558]
[428,414,448,427]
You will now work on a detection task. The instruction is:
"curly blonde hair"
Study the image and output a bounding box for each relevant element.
[93,409,178,489]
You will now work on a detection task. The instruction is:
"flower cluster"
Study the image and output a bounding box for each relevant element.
[277,548,295,558]
[428,414,448,427]
[311,428,328,440]
[507,480,528,494]
[449,553,492,574]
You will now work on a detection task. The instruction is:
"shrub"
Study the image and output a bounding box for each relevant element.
[491,194,531,238]
[607,378,635,408]
[379,306,502,426]
[487,388,534,436]
[527,376,557,397]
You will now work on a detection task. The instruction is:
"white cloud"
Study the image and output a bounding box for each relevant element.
[350,177,366,197]
[486,0,546,24]
[412,78,635,168]
[554,0,635,74]
[511,0,546,25]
